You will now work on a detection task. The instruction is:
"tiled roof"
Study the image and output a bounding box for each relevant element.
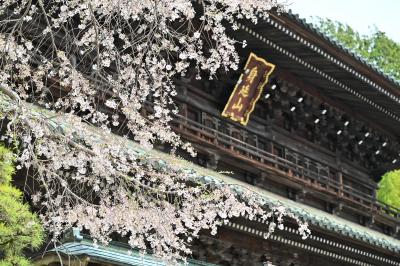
[285,9,400,88]
[149,145,400,253]
[1,92,400,254]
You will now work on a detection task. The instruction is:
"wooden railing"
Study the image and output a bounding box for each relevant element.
[171,113,400,220]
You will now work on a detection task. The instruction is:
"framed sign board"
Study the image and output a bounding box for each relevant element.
[222,53,275,125]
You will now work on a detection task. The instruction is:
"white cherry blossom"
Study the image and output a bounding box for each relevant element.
[0,0,309,262]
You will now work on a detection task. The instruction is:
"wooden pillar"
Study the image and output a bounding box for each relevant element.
[338,171,343,197]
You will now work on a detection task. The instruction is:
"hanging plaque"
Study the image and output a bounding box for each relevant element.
[221,53,275,125]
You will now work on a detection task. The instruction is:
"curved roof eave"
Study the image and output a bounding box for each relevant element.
[285,9,400,90]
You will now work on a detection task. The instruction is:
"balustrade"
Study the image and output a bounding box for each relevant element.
[171,110,400,220]
[143,99,400,219]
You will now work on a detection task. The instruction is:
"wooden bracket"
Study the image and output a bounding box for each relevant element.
[206,152,220,170]
[393,226,400,237]
[288,188,307,202]
[366,215,375,228]
[332,203,343,215]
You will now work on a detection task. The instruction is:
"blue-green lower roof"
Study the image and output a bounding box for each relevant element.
[45,240,215,266]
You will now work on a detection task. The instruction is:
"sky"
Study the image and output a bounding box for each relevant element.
[288,0,400,43]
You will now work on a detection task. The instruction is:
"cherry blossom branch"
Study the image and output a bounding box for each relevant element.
[0,1,312,263]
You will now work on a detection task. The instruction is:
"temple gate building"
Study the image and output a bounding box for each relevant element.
[33,10,400,266]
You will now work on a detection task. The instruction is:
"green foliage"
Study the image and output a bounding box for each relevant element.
[0,146,15,185]
[377,170,400,209]
[315,18,400,82]
[0,145,44,266]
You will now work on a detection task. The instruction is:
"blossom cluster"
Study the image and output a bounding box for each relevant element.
[0,0,284,149]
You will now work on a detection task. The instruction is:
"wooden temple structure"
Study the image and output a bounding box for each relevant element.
[33,10,400,266]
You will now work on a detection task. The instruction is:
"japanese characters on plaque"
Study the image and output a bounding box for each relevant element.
[221,53,275,125]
